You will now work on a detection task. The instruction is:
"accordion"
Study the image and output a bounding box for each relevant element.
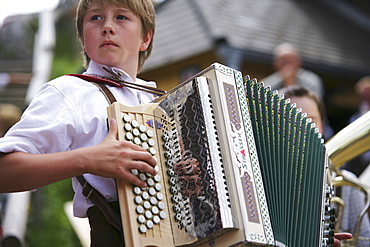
[107,63,335,246]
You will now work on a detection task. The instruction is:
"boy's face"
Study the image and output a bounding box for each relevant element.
[290,96,323,133]
[82,3,152,78]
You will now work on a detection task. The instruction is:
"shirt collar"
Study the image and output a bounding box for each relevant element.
[84,60,156,88]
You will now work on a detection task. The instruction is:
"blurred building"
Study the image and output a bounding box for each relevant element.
[141,0,370,132]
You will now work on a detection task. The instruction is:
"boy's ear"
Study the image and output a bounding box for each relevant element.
[140,30,153,51]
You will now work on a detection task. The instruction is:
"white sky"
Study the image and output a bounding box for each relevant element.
[0,0,60,27]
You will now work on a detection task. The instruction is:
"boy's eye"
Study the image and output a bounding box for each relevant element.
[91,15,102,21]
[116,15,127,20]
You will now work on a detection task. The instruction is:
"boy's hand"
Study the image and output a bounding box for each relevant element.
[334,233,352,247]
[86,118,157,188]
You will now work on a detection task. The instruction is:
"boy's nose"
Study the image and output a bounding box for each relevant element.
[102,23,115,34]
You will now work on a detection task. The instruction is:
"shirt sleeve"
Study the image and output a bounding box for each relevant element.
[0,82,79,154]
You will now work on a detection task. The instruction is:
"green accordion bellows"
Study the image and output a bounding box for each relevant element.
[243,77,326,246]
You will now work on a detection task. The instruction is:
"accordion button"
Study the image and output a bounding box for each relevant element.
[159,211,167,219]
[171,194,179,203]
[143,201,151,209]
[139,173,146,181]
[140,133,148,142]
[131,120,139,128]
[134,196,142,204]
[133,186,141,195]
[137,215,145,224]
[156,192,164,201]
[165,160,174,167]
[147,130,154,138]
[164,151,172,159]
[158,202,165,210]
[124,123,132,131]
[169,179,177,189]
[150,197,157,205]
[141,142,149,150]
[149,147,157,155]
[153,215,160,224]
[133,137,141,145]
[142,192,149,200]
[122,114,131,123]
[125,132,133,141]
[151,206,159,214]
[163,142,171,150]
[139,125,146,133]
[131,169,138,176]
[153,174,161,183]
[132,128,140,137]
[175,214,182,221]
[146,220,154,229]
[148,139,155,147]
[167,169,175,177]
[162,134,169,142]
[139,224,147,233]
[136,205,144,214]
[173,205,180,212]
[145,210,153,219]
[147,179,155,187]
[155,183,162,191]
[148,187,156,196]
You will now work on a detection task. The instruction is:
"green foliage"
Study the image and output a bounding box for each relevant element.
[50,12,83,80]
[26,180,83,247]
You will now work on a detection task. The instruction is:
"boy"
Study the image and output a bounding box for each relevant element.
[0,1,352,245]
[279,85,324,133]
[0,0,157,246]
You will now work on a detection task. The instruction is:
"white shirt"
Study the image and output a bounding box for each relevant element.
[261,68,324,100]
[0,61,156,217]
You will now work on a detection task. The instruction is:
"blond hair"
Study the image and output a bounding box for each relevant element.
[76,0,155,72]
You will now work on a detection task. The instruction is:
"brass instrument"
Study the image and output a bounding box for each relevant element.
[326,110,370,246]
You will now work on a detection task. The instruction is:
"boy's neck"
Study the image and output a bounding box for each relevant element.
[86,61,136,83]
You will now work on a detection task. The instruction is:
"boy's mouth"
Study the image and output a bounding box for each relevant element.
[101,41,118,47]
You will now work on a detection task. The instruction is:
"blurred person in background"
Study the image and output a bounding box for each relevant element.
[280,85,324,132]
[262,43,324,99]
[281,85,369,247]
[262,42,334,140]
[342,76,370,177]
[0,72,31,91]
[0,103,22,241]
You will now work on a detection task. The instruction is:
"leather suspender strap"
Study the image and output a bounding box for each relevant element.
[69,74,122,232]
[91,82,117,104]
[76,175,122,232]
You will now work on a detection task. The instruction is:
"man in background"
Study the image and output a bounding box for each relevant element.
[263,43,333,139]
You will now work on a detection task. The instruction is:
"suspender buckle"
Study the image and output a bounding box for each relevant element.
[82,181,94,201]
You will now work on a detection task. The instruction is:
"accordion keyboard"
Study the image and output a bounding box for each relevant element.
[122,113,168,234]
[108,103,175,247]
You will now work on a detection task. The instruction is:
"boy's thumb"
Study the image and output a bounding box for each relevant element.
[107,118,118,138]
